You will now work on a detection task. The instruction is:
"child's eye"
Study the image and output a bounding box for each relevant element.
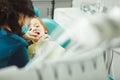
[35,24,39,27]
[29,28,32,31]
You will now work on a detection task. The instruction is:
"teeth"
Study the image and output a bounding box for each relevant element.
[35,32,40,34]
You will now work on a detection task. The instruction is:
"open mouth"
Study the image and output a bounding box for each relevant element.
[35,32,40,35]
[34,31,41,38]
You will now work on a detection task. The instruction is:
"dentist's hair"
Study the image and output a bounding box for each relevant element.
[0,0,35,35]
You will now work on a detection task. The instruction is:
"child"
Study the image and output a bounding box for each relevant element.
[27,17,65,59]
[28,18,49,42]
[27,17,49,58]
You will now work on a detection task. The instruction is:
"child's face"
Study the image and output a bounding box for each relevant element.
[28,18,46,40]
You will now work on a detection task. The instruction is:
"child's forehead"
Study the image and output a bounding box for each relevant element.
[31,18,40,23]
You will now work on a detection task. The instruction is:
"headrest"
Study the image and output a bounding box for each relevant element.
[41,18,59,35]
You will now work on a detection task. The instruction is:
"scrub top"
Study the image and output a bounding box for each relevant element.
[0,29,29,68]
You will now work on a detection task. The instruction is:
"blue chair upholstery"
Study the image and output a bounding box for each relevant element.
[108,75,115,80]
[41,18,59,35]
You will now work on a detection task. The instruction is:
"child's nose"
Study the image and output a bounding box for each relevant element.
[32,28,38,32]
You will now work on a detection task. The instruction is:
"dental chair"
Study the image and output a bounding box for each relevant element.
[33,5,120,80]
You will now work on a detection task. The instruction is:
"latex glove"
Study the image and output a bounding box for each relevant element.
[22,31,39,42]
[37,34,49,43]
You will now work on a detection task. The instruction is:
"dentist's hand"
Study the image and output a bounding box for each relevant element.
[37,34,49,42]
[23,31,39,42]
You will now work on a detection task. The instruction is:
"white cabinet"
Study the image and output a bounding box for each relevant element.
[32,0,72,18]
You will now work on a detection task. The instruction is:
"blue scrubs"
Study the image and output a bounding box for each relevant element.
[0,29,29,68]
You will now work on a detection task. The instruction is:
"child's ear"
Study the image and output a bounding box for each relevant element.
[45,30,48,34]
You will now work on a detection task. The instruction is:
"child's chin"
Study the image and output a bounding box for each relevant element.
[35,35,40,38]
[36,36,41,40]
